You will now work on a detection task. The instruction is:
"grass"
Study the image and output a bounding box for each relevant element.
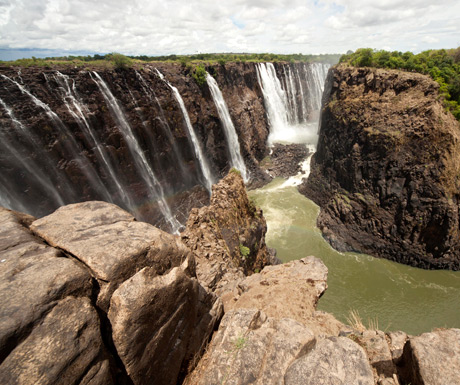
[346,309,380,332]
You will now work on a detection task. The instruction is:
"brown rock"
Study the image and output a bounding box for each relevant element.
[30,201,191,309]
[108,260,222,385]
[0,297,110,385]
[182,171,272,295]
[284,336,375,385]
[399,328,460,385]
[185,308,316,385]
[0,207,92,363]
[224,256,328,325]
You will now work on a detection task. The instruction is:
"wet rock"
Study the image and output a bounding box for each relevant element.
[399,328,460,385]
[260,143,310,179]
[30,200,191,310]
[284,336,375,385]
[184,308,316,385]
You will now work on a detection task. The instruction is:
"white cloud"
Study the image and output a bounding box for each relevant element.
[0,0,459,59]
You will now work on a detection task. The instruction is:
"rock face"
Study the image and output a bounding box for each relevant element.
[0,63,270,230]
[301,65,460,269]
[182,171,273,295]
[259,143,310,179]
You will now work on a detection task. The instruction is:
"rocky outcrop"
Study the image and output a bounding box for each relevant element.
[259,143,311,180]
[301,65,460,270]
[181,171,273,296]
[0,201,222,385]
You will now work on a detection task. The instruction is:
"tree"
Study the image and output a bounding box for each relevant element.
[107,53,132,70]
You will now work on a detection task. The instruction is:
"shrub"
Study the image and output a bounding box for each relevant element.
[107,53,132,70]
[239,244,250,259]
[192,64,207,87]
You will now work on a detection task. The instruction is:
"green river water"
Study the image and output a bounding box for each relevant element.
[249,178,460,335]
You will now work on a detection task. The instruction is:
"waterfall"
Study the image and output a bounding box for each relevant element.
[91,72,182,234]
[50,71,137,214]
[134,70,191,186]
[206,73,248,182]
[256,62,329,146]
[155,69,214,192]
[1,74,112,204]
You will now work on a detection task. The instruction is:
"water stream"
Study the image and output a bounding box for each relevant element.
[250,179,460,334]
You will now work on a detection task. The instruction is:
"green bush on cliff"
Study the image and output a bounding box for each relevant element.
[340,47,460,121]
[107,53,133,70]
[192,64,207,87]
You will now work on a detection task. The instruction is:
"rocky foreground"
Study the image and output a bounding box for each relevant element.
[1,172,459,385]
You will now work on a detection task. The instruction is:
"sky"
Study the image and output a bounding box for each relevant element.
[0,0,459,60]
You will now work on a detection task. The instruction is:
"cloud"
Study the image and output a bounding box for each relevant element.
[0,0,459,60]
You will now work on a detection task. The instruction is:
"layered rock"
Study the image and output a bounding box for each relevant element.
[301,65,460,269]
[181,171,273,296]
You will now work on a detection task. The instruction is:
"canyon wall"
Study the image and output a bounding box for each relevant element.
[0,61,325,232]
[301,65,460,270]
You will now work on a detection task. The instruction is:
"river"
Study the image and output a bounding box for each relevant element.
[249,177,460,335]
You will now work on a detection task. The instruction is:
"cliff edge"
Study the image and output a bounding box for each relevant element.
[300,64,460,270]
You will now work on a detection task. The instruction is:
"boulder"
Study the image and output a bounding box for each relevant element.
[30,201,191,310]
[185,308,316,385]
[284,336,375,385]
[0,208,92,363]
[0,297,111,385]
[108,260,222,385]
[399,328,460,385]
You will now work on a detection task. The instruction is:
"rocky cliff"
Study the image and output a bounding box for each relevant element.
[0,172,270,384]
[301,65,460,270]
[0,62,270,231]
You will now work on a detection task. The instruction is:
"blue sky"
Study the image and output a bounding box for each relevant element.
[0,0,459,60]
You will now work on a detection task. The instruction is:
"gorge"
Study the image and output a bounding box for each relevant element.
[1,58,460,384]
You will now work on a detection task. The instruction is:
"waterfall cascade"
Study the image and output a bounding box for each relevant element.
[155,69,214,192]
[91,72,182,233]
[0,62,330,233]
[256,62,329,146]
[206,72,248,182]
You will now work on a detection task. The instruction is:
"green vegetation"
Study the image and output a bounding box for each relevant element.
[192,64,207,87]
[106,53,133,70]
[340,47,460,120]
[0,52,341,69]
[229,167,242,176]
[239,244,250,259]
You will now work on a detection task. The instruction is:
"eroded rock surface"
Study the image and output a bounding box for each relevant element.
[185,308,316,385]
[182,171,272,296]
[399,328,460,385]
[221,256,346,336]
[30,200,191,310]
[301,65,460,269]
[285,336,375,385]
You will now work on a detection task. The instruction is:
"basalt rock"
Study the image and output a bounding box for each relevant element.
[259,143,311,180]
[301,65,460,270]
